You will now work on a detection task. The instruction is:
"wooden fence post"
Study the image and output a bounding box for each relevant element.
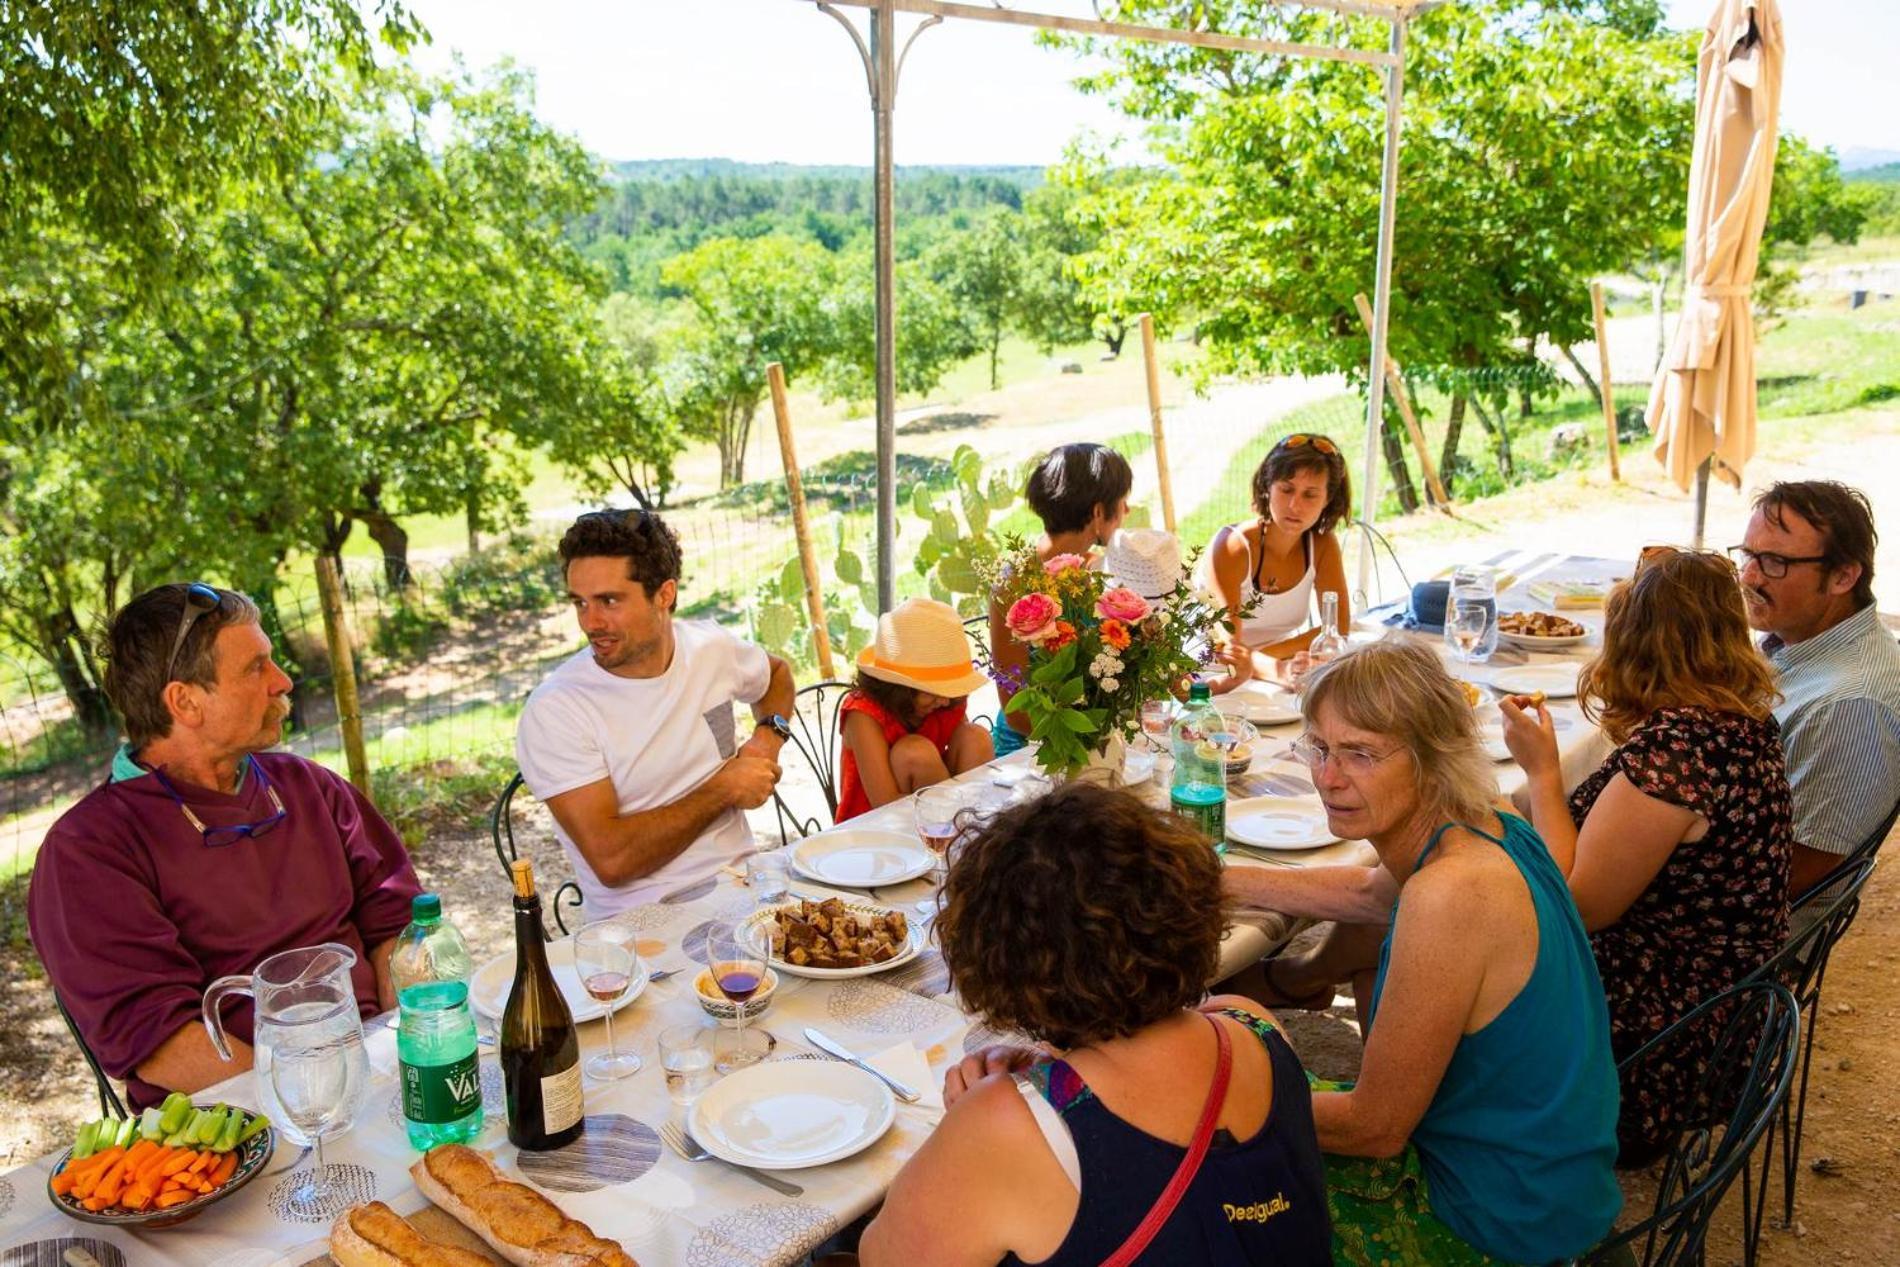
[767,362,836,680]
[1352,293,1451,511]
[1137,314,1178,535]
[1590,282,1622,481]
[313,554,372,798]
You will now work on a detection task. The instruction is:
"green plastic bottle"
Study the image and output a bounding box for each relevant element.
[393,895,483,1149]
[1169,680,1228,850]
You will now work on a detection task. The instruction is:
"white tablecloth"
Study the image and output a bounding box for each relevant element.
[0,559,1621,1267]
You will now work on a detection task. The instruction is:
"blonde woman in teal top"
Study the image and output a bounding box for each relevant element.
[1225,639,1621,1265]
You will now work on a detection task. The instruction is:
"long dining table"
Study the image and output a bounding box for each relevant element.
[0,556,1625,1267]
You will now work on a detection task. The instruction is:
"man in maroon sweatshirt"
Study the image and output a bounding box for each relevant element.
[28,583,422,1109]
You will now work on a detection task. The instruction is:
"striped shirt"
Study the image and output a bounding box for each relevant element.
[1763,603,1900,855]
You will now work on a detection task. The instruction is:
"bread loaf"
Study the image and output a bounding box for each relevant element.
[409,1145,637,1267]
[329,1201,498,1267]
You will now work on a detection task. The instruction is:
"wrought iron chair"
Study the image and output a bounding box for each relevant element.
[490,771,585,940]
[1736,853,1881,1248]
[1585,979,1800,1267]
[54,989,127,1120]
[1797,793,1898,905]
[771,679,850,844]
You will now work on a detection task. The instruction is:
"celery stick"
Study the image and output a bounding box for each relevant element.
[138,1106,165,1141]
[114,1117,139,1149]
[72,1121,99,1160]
[235,1112,271,1144]
[195,1108,228,1146]
[157,1094,192,1135]
[213,1110,244,1153]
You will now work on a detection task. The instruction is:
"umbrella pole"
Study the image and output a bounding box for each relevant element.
[1356,15,1407,605]
[1693,458,1712,548]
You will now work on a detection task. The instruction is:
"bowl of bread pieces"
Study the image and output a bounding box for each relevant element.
[1497,610,1590,649]
[330,1144,637,1266]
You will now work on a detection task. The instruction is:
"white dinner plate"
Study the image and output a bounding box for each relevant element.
[469,940,648,1023]
[740,899,925,979]
[1489,663,1582,700]
[1226,796,1339,851]
[790,830,935,888]
[689,1059,895,1170]
[1499,629,1591,650]
[1225,680,1302,726]
[1478,708,1575,762]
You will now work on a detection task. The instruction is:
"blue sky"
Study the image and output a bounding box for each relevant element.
[404,0,1897,167]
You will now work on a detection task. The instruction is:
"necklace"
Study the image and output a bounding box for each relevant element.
[1253,521,1303,595]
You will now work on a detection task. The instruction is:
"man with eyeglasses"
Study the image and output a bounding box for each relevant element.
[1732,481,1900,898]
[27,583,423,1109]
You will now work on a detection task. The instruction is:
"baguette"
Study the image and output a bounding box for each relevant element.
[410,1145,637,1267]
[329,1201,497,1267]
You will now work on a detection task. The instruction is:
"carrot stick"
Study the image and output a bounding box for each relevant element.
[50,1172,77,1196]
[93,1154,136,1202]
[154,1189,196,1208]
[159,1149,196,1177]
[188,1149,216,1174]
[208,1152,239,1187]
[82,1195,111,1212]
[133,1147,172,1184]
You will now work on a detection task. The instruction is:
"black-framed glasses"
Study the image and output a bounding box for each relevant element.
[149,757,288,846]
[1725,545,1829,580]
[164,583,223,681]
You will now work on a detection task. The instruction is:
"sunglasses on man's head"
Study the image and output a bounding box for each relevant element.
[1283,434,1339,456]
[164,583,223,682]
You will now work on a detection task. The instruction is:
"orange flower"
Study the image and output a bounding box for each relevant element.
[1100,618,1132,650]
[1044,620,1078,651]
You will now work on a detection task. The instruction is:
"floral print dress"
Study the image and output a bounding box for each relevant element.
[1569,706,1794,1160]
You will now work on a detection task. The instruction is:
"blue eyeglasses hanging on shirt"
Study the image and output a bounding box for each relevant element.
[148,756,289,846]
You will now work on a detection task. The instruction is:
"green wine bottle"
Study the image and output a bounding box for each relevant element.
[500,860,584,1150]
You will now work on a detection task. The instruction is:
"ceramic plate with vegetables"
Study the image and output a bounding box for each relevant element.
[48,1094,274,1227]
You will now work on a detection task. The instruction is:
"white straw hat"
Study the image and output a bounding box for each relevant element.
[1104,529,1185,601]
[857,598,992,698]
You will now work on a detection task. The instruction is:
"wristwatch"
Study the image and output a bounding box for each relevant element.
[757,714,793,744]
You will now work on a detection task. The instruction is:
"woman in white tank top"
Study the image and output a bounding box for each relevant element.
[1202,433,1353,691]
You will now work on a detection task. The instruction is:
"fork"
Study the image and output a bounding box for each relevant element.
[658,1120,804,1196]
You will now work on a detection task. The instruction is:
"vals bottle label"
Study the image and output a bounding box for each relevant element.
[403,1051,482,1125]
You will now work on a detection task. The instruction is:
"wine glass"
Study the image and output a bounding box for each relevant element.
[1447,600,1490,665]
[269,1041,351,1221]
[914,784,968,918]
[708,927,772,1072]
[575,920,643,1080]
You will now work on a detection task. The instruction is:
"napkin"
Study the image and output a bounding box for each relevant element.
[866,1041,944,1112]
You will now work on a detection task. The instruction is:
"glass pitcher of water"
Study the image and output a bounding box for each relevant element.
[202,942,371,1146]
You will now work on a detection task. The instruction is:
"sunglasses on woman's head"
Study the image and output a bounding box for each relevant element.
[1283,434,1338,456]
[1636,545,1737,575]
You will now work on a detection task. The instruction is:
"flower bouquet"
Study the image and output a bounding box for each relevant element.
[985,540,1229,780]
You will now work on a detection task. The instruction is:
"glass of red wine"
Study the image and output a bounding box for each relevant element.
[709,927,772,1072]
[575,920,643,1080]
[914,783,970,917]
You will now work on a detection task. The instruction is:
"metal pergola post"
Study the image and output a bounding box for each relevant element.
[809,0,1436,612]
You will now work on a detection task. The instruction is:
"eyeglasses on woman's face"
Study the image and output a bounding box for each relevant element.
[1290,732,1405,777]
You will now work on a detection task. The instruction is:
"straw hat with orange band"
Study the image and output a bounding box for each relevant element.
[857,598,992,698]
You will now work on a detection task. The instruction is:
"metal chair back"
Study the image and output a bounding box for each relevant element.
[54,989,126,1120]
[1797,793,1898,905]
[1589,980,1800,1267]
[490,771,584,939]
[771,680,851,842]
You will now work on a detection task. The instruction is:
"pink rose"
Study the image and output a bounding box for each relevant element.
[1006,592,1061,643]
[1043,553,1088,575]
[1096,586,1152,624]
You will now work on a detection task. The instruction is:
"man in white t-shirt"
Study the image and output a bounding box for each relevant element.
[516,510,797,916]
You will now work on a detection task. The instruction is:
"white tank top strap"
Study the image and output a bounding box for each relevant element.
[1012,1071,1083,1192]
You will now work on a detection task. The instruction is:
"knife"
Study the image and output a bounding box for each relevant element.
[803,1027,922,1103]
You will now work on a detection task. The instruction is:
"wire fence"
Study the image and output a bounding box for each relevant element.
[0,359,1645,888]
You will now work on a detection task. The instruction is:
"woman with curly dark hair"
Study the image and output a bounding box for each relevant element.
[859,783,1330,1266]
[1501,547,1794,1162]
[1200,433,1353,693]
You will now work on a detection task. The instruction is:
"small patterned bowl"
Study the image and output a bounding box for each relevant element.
[47,1116,275,1229]
[694,966,780,1026]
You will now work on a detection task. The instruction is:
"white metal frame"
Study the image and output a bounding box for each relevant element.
[806,0,1446,608]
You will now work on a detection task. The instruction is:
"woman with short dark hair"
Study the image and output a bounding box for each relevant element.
[859,783,1331,1266]
[987,444,1133,756]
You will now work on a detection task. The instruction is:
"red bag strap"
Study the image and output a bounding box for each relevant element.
[1098,1012,1234,1267]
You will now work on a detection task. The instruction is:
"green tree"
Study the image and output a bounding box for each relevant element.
[932,209,1030,389]
[818,248,978,404]
[550,293,683,510]
[1016,179,1130,358]
[660,235,836,488]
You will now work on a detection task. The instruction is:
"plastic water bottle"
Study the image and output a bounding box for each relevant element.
[392,895,483,1148]
[1170,681,1228,849]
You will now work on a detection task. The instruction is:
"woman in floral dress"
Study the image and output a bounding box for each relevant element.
[1503,548,1794,1162]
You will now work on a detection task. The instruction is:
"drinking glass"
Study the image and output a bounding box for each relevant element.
[913,784,968,918]
[1139,698,1175,756]
[1447,600,1490,665]
[574,920,643,1080]
[659,1022,717,1105]
[746,850,792,905]
[269,1040,351,1221]
[708,927,772,1072]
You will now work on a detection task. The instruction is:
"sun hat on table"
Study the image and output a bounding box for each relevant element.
[1104,528,1185,601]
[858,598,992,698]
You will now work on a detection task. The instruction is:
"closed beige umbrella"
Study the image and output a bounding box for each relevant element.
[1647,0,1783,539]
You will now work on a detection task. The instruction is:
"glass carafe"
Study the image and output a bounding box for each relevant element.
[202,942,371,1145]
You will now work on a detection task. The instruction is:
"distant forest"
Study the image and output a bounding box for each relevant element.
[569,160,1045,293]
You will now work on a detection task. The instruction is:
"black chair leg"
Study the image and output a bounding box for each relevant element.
[1781,992,1825,1226]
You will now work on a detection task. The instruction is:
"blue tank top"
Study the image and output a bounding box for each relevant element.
[1002,1009,1332,1267]
[1364,814,1622,1263]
